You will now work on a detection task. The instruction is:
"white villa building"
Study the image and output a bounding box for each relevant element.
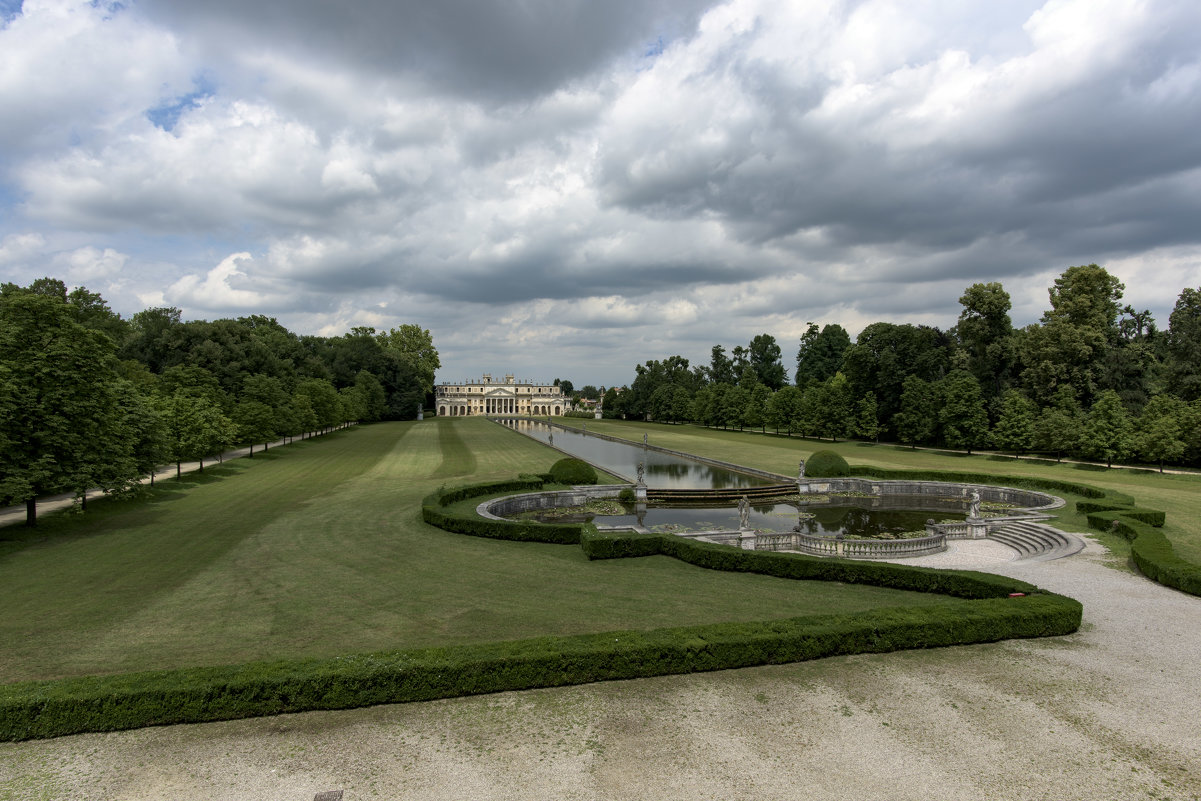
[435,373,566,417]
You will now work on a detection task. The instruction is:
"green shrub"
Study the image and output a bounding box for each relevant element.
[549,457,598,485]
[807,450,851,477]
[617,488,636,504]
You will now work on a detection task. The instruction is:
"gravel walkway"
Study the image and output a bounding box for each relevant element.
[2,536,1199,801]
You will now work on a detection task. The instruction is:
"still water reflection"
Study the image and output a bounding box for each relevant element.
[544,498,965,538]
[498,418,772,489]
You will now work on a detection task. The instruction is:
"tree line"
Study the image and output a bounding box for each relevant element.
[0,278,439,525]
[602,265,1201,471]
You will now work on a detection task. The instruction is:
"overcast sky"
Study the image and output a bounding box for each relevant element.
[2,0,1200,388]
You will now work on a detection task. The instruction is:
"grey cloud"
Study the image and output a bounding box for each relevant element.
[137,0,715,102]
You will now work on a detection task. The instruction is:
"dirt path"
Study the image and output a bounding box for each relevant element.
[0,428,353,529]
[2,535,1199,801]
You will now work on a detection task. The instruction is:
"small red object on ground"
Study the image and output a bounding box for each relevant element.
[1008,592,1026,597]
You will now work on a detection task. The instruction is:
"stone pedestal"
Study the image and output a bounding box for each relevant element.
[635,484,648,502]
[739,530,756,550]
[968,519,988,539]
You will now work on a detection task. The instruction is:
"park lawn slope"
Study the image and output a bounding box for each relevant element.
[0,418,969,685]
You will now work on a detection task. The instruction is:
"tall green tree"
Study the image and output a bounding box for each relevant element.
[893,376,938,449]
[795,323,851,387]
[748,333,788,390]
[813,372,854,441]
[377,324,440,396]
[745,384,773,432]
[842,322,950,435]
[854,391,880,442]
[954,282,1015,395]
[1032,386,1083,461]
[938,371,990,454]
[1164,287,1201,401]
[1020,264,1125,406]
[1132,395,1187,472]
[707,345,736,385]
[1080,389,1132,468]
[0,287,132,524]
[991,390,1037,455]
[766,385,801,435]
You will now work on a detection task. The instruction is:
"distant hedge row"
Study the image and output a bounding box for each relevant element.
[846,465,1113,500]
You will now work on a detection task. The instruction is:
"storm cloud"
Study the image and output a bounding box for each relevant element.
[2,0,1200,386]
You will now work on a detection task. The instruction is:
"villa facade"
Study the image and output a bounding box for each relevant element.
[435,373,566,417]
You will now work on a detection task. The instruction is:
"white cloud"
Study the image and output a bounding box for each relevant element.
[1,0,1200,387]
[0,232,47,266]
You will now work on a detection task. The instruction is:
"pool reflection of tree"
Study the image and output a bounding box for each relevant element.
[521,500,964,539]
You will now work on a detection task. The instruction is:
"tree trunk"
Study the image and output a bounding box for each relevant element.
[177,461,182,479]
[248,443,254,458]
[199,458,204,472]
[25,498,36,527]
[81,491,87,512]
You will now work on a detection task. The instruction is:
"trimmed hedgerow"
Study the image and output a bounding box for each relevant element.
[549,457,598,485]
[1076,501,1165,527]
[847,466,1111,500]
[434,477,546,507]
[580,528,663,560]
[1086,513,1201,597]
[1076,501,1131,515]
[0,595,1080,742]
[421,485,587,545]
[807,450,851,478]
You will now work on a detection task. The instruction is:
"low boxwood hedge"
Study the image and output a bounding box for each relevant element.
[1085,513,1201,596]
[0,595,1080,742]
[421,482,590,545]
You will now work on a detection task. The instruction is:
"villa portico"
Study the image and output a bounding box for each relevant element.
[436,373,565,417]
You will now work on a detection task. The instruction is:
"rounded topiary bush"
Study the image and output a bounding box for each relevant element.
[806,450,851,478]
[549,457,598,486]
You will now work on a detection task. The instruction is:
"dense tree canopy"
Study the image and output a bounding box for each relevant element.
[0,277,439,523]
[604,268,1201,470]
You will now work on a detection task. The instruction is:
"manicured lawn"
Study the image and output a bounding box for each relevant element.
[555,418,1201,564]
[0,418,966,684]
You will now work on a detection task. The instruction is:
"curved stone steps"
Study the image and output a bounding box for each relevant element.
[988,522,1085,562]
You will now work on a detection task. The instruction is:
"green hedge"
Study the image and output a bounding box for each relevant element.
[580,528,664,560]
[1085,513,1201,596]
[433,477,546,507]
[847,466,1110,500]
[0,596,1080,742]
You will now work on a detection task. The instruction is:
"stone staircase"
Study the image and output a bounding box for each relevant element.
[988,521,1085,561]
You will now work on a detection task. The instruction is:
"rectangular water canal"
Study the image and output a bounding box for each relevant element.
[498,418,775,490]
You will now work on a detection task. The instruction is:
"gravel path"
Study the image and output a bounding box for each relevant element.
[2,536,1199,801]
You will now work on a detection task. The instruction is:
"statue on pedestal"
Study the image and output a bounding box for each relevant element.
[968,489,982,520]
[636,461,645,487]
[738,496,751,530]
[798,460,806,480]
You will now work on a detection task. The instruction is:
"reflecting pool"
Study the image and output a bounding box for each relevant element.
[499,418,773,489]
